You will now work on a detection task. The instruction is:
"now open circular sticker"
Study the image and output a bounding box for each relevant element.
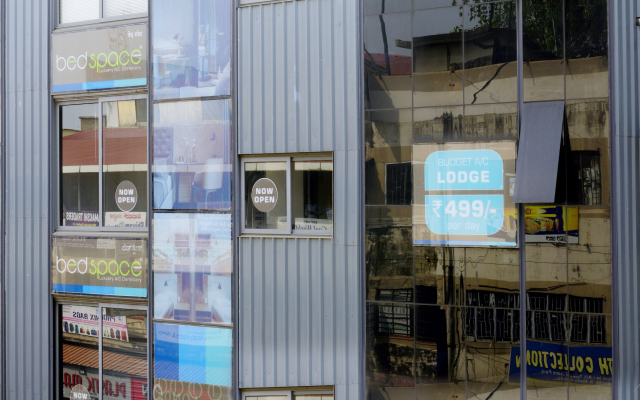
[70,384,90,399]
[115,180,138,212]
[251,178,278,212]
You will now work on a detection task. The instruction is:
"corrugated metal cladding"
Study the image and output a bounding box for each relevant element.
[237,0,362,397]
[611,0,640,398]
[3,0,50,397]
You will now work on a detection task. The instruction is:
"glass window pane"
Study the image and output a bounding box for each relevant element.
[244,161,287,231]
[413,7,463,107]
[154,323,232,400]
[61,304,100,399]
[292,160,333,233]
[466,306,521,400]
[101,307,148,397]
[152,99,232,210]
[365,13,412,109]
[60,103,100,227]
[367,302,415,400]
[102,99,148,227]
[60,0,99,24]
[152,0,231,100]
[153,213,232,324]
[522,0,564,102]
[364,0,410,16]
[414,305,466,400]
[565,0,609,99]
[104,0,147,17]
[413,106,464,143]
[463,1,517,105]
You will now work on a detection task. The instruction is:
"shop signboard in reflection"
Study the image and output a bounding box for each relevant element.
[509,340,612,385]
[525,206,579,244]
[64,211,100,227]
[153,213,232,324]
[52,236,148,297]
[62,305,129,342]
[413,142,517,247]
[52,24,147,93]
[63,367,148,400]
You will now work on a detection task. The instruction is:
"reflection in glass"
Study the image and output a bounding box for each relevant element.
[566,99,610,206]
[153,213,232,324]
[244,161,287,230]
[567,315,612,400]
[366,218,413,302]
[465,248,519,305]
[59,0,99,24]
[292,160,333,233]
[153,0,231,99]
[102,99,148,227]
[464,103,518,141]
[525,337,569,400]
[526,241,567,301]
[565,0,608,99]
[154,323,232,400]
[568,207,611,311]
[413,106,463,143]
[365,110,412,205]
[294,396,334,400]
[60,103,100,227]
[413,7,463,107]
[103,0,147,17]
[466,307,520,400]
[464,1,517,105]
[522,0,564,102]
[367,302,416,400]
[364,13,412,109]
[415,306,466,399]
[61,305,148,399]
[152,99,232,210]
[364,0,410,15]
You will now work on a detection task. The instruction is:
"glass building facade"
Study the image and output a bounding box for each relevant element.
[365,0,612,399]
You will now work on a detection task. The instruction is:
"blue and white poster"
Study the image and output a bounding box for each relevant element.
[509,340,612,385]
[413,142,517,247]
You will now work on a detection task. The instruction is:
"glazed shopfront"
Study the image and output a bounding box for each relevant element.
[51,1,233,398]
[364,0,614,399]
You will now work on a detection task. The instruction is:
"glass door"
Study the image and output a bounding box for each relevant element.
[99,304,148,400]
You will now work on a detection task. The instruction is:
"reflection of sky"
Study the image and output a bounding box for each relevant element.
[61,103,98,131]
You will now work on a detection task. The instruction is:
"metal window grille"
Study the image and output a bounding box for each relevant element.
[385,162,412,205]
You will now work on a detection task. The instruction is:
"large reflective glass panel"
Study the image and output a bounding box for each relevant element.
[366,302,415,400]
[565,0,609,99]
[102,99,148,227]
[413,7,463,108]
[103,0,147,18]
[463,1,517,105]
[152,99,232,210]
[59,0,99,24]
[60,103,100,227]
[152,0,231,99]
[522,0,564,101]
[61,305,148,399]
[364,12,412,109]
[153,213,232,324]
[154,323,232,400]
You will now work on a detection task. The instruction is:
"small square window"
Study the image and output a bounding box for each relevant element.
[242,155,333,235]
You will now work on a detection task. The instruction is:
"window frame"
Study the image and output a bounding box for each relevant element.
[55,0,148,29]
[241,154,333,237]
[56,94,150,232]
[241,389,335,400]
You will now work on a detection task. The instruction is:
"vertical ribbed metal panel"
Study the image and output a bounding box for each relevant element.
[4,0,50,397]
[237,0,362,397]
[611,0,640,398]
